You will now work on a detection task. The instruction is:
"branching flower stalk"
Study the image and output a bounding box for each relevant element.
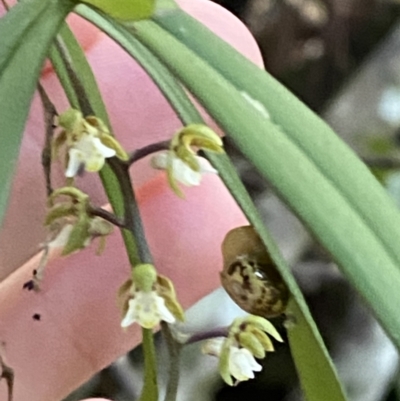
[42,15,284,401]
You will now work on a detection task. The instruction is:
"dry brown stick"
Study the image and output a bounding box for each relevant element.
[0,350,14,401]
[37,83,58,196]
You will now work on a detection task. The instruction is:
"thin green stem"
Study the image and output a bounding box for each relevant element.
[161,323,182,401]
[50,28,158,399]
[140,328,158,401]
[107,159,152,263]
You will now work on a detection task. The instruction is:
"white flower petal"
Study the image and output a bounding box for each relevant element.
[121,298,138,328]
[136,292,160,329]
[229,347,262,382]
[155,296,176,324]
[92,137,116,158]
[196,156,218,175]
[121,291,176,329]
[85,153,106,172]
[151,152,217,189]
[74,134,97,154]
[49,224,74,249]
[151,152,169,170]
[66,134,116,176]
[65,148,84,177]
[172,158,202,186]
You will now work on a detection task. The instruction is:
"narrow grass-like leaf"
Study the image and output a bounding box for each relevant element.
[154,10,400,268]
[0,0,74,227]
[72,10,347,401]
[75,5,198,124]
[82,0,155,21]
[50,22,110,124]
[127,18,400,355]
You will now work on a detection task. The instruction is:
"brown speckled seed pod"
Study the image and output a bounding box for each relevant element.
[220,226,289,317]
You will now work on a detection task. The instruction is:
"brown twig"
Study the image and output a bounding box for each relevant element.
[37,83,58,196]
[0,351,14,401]
[127,140,170,165]
[87,205,127,229]
[185,326,229,345]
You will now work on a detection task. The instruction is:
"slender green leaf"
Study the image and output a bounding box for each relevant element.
[50,23,110,124]
[129,18,400,355]
[72,10,347,401]
[82,0,155,21]
[48,42,80,109]
[75,5,198,124]
[0,0,74,227]
[154,9,400,268]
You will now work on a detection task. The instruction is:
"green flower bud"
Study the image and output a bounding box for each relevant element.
[245,315,283,342]
[133,264,157,293]
[246,326,274,352]
[57,109,84,133]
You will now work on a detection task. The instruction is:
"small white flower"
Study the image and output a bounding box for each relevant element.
[151,151,217,186]
[65,134,116,177]
[229,346,262,381]
[203,338,262,384]
[121,290,176,329]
